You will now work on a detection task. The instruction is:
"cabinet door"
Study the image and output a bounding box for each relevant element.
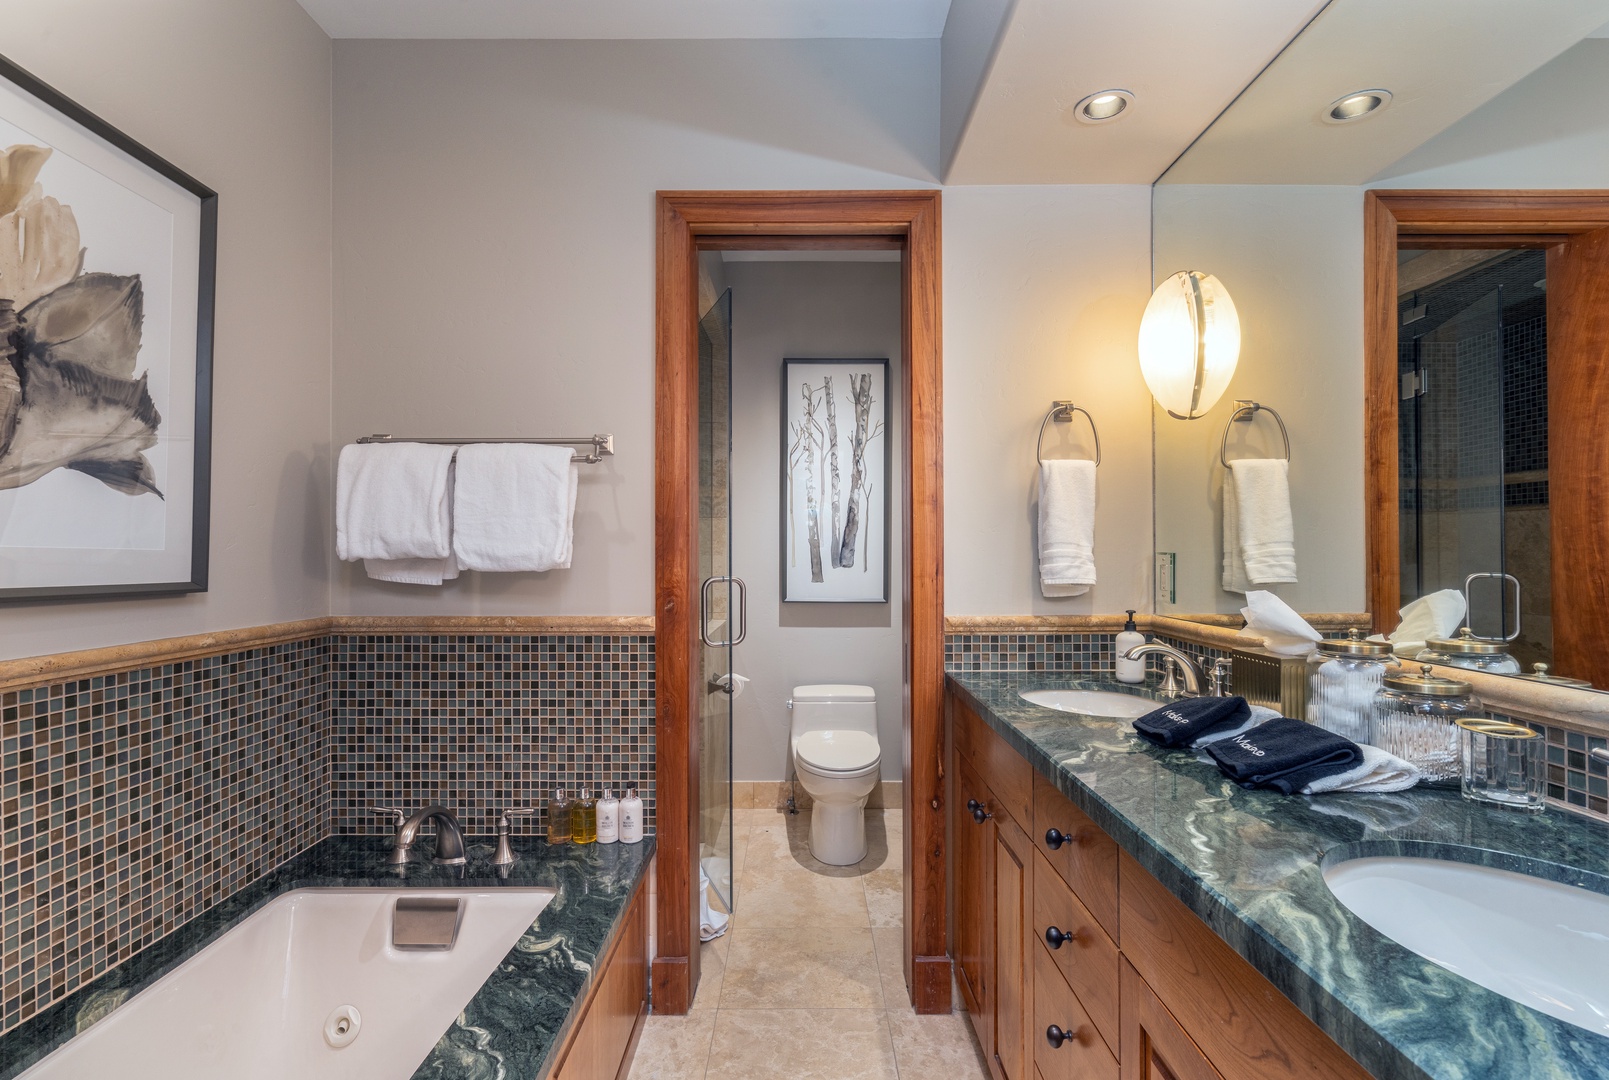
[1120,959,1225,1080]
[954,754,995,1057]
[994,811,1032,1080]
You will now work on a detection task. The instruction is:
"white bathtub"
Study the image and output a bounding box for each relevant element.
[20,888,555,1080]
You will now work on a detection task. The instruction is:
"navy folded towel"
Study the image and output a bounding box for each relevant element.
[1132,696,1252,749]
[1205,717,1363,795]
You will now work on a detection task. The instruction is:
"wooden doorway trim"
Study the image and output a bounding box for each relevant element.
[654,191,947,1015]
[1366,190,1609,683]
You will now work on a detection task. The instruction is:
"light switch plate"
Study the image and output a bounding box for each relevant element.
[1155,552,1176,608]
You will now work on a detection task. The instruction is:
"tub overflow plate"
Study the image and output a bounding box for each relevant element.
[324,1004,362,1049]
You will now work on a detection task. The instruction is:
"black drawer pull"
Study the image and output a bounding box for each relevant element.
[1044,925,1079,949]
[973,805,992,823]
[1046,1024,1073,1049]
[1045,827,1073,849]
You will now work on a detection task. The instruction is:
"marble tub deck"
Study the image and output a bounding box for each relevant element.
[948,671,1609,1080]
[0,835,654,1080]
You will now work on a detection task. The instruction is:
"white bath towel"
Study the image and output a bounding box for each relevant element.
[1038,459,1097,597]
[453,443,579,572]
[1223,459,1296,592]
[1301,744,1421,795]
[337,442,459,585]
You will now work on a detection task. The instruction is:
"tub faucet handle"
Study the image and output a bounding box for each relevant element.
[493,808,537,867]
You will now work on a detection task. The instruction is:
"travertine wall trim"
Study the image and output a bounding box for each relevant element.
[0,615,656,693]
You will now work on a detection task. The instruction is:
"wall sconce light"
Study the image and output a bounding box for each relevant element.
[1138,270,1241,420]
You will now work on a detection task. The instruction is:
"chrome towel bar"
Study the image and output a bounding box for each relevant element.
[356,433,614,464]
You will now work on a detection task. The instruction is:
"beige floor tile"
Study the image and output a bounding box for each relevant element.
[871,926,913,1012]
[704,1008,897,1080]
[886,1008,991,1080]
[720,926,884,1009]
[628,1011,717,1080]
[736,859,870,927]
[862,868,903,928]
[728,824,751,883]
[690,932,729,1012]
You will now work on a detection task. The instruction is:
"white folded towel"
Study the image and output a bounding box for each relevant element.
[1301,744,1421,795]
[1038,459,1097,597]
[337,442,459,585]
[1238,590,1322,657]
[453,443,579,572]
[1222,459,1296,592]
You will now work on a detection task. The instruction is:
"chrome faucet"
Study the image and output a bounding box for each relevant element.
[1120,642,1229,697]
[387,804,468,866]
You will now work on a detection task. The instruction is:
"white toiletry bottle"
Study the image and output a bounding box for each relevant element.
[620,782,644,844]
[597,788,620,844]
[1115,609,1146,684]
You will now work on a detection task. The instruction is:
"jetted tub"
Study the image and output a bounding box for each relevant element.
[18,888,555,1080]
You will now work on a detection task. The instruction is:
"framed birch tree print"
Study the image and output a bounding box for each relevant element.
[0,53,216,602]
[781,358,888,603]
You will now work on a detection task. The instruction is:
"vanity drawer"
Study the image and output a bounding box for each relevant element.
[1033,849,1117,1057]
[1032,772,1119,941]
[1033,937,1118,1080]
[954,695,1033,827]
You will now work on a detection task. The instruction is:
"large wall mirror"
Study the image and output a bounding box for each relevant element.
[1151,0,1609,690]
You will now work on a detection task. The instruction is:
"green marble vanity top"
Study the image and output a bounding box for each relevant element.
[0,834,654,1080]
[948,670,1609,1080]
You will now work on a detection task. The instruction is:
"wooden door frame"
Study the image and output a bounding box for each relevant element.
[1365,190,1609,650]
[653,190,948,1015]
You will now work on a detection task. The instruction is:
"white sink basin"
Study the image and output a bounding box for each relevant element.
[1324,856,1609,1036]
[1018,689,1155,719]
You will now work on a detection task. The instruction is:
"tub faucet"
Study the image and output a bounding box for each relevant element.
[1120,642,1227,697]
[388,804,468,866]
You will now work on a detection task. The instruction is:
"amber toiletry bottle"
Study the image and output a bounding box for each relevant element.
[547,788,571,845]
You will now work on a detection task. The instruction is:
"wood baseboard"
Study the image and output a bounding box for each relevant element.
[912,953,954,1014]
[650,955,691,1015]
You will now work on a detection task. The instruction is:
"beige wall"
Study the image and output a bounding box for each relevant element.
[0,0,333,661]
[724,260,905,781]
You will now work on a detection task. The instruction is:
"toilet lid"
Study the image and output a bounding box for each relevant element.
[796,730,880,773]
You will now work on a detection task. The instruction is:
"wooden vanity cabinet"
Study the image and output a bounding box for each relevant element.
[947,687,1375,1080]
[551,883,649,1080]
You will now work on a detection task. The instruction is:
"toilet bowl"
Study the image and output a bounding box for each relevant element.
[790,684,881,865]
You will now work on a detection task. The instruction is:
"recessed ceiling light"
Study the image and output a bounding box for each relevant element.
[1325,89,1392,123]
[1073,89,1134,124]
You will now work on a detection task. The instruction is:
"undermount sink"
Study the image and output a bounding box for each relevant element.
[1324,856,1609,1036]
[1018,689,1155,719]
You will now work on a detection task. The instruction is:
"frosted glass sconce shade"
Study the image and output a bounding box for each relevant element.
[1138,270,1241,420]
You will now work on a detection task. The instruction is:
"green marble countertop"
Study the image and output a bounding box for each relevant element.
[948,671,1609,1080]
[0,834,654,1080]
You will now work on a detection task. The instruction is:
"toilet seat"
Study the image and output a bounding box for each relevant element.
[794,730,880,776]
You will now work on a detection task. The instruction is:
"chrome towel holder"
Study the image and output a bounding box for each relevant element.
[1219,400,1289,468]
[1036,400,1101,466]
[356,433,615,464]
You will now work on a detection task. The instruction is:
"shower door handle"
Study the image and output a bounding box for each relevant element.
[700,576,748,648]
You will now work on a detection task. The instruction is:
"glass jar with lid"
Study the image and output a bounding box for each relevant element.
[1513,662,1591,688]
[1307,628,1397,744]
[1371,665,1484,784]
[1416,627,1521,675]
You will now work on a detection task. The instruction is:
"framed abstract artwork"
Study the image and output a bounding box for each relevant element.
[780,358,888,603]
[0,53,216,602]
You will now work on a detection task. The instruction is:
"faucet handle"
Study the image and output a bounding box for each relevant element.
[493,808,537,867]
[371,806,406,833]
[493,807,537,830]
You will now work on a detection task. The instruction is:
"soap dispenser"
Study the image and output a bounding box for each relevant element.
[1115,610,1146,683]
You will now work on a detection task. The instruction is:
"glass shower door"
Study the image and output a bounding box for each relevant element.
[698,289,736,914]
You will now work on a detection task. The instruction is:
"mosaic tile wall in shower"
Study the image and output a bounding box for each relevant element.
[0,639,330,1036]
[944,633,1118,673]
[1505,713,1609,824]
[327,634,656,835]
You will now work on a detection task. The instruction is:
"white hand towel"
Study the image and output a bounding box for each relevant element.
[1221,466,1251,594]
[1226,459,1296,587]
[453,443,579,572]
[1238,590,1322,657]
[1301,744,1421,795]
[1038,459,1097,598]
[337,443,458,585]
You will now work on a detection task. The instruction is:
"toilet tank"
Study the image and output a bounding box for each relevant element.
[790,684,877,739]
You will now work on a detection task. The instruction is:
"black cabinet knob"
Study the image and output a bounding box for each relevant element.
[972,805,992,824]
[1044,925,1070,949]
[1046,1025,1071,1049]
[1044,827,1068,849]
[966,799,983,813]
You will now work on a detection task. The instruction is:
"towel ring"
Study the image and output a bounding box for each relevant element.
[1219,400,1290,469]
[1036,401,1101,467]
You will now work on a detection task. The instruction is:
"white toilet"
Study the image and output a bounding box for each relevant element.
[790,683,882,865]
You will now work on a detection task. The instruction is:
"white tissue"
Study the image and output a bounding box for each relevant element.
[1368,589,1467,658]
[714,673,750,699]
[1237,590,1322,657]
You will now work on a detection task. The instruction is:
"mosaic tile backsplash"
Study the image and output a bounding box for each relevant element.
[0,631,655,1038]
[944,632,1120,673]
[1,640,329,1035]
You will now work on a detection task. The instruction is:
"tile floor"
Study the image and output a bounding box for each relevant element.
[628,807,992,1080]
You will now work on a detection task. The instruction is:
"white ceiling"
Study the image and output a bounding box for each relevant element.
[1158,0,1609,184]
[944,0,1327,183]
[295,0,953,39]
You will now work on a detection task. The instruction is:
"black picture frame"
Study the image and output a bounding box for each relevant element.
[780,357,890,603]
[0,51,216,603]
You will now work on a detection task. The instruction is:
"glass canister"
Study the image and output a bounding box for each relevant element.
[1371,665,1483,784]
[1416,628,1521,675]
[1514,662,1591,689]
[1457,717,1545,812]
[1307,629,1396,744]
